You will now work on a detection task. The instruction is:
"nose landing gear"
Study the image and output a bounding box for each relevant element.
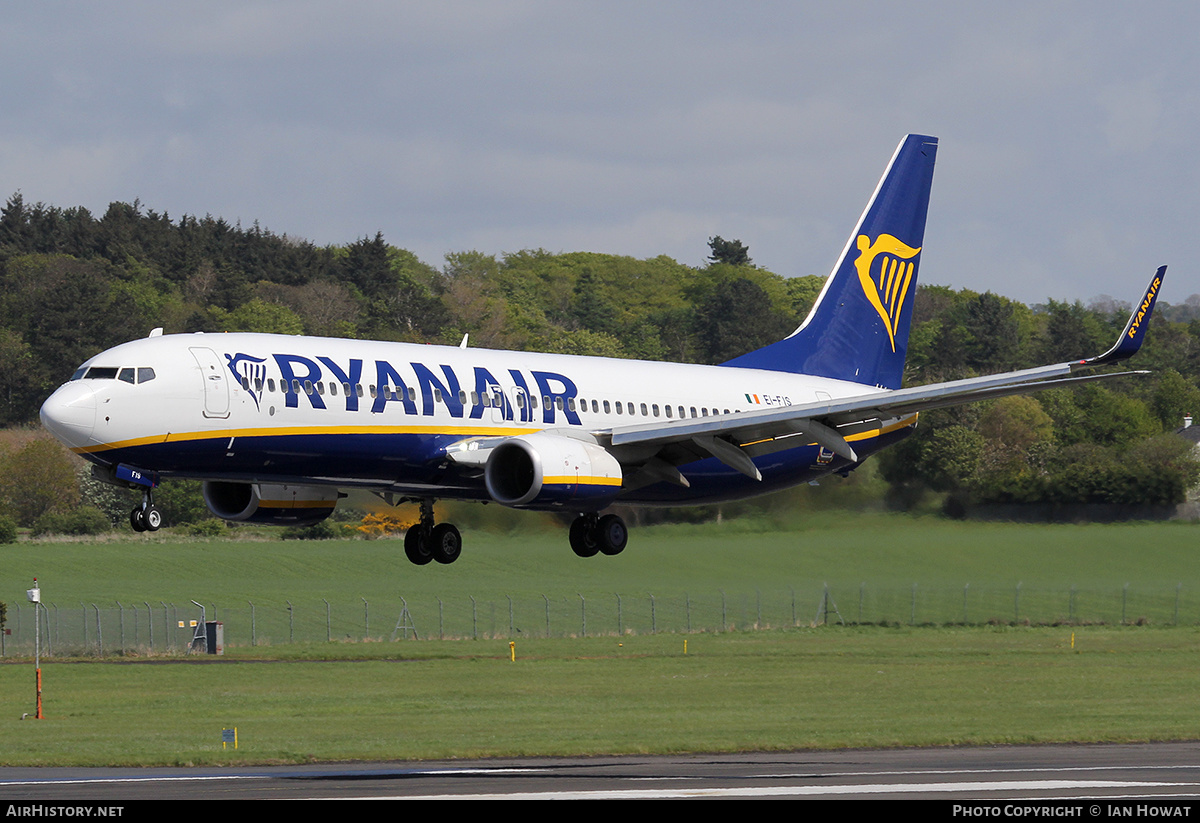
[130,491,162,533]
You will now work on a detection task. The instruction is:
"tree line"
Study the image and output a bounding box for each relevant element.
[1,192,1198,528]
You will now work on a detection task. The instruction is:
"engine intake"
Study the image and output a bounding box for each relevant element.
[484,433,622,510]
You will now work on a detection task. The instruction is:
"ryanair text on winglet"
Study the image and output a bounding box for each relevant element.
[1127,275,1162,339]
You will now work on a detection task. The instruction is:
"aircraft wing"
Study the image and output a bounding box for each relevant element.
[605,266,1166,482]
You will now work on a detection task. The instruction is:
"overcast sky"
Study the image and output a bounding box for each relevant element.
[1,2,1196,306]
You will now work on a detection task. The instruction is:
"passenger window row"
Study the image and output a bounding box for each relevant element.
[240,376,735,419]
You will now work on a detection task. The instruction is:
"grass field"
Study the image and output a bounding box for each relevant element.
[1,512,1200,765]
[2,627,1199,766]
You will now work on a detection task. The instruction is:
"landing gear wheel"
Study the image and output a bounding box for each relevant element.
[130,508,147,532]
[596,513,627,556]
[429,523,462,564]
[143,506,163,532]
[569,515,600,557]
[404,525,434,565]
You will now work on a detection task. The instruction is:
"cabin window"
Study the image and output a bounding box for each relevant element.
[615,402,623,414]
[254,378,263,392]
[592,399,599,413]
[458,390,467,404]
[567,398,576,412]
[640,403,648,416]
[329,382,337,396]
[603,400,611,414]
[652,404,659,416]
[268,379,276,393]
[665,405,673,418]
[434,388,443,403]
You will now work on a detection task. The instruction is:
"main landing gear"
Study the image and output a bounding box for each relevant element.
[130,490,162,533]
[399,502,630,565]
[403,499,462,565]
[569,512,628,558]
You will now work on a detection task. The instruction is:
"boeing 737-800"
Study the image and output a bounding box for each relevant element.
[39,135,1165,564]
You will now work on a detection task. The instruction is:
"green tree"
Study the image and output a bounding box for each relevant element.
[707,236,752,266]
[0,440,80,526]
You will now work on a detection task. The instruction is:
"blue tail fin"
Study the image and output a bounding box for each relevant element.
[723,134,938,389]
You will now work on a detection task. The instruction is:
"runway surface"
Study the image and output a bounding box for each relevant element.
[4,742,1200,800]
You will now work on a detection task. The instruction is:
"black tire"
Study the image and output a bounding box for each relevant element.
[130,508,147,532]
[597,513,628,556]
[569,516,600,557]
[430,523,462,564]
[404,526,433,565]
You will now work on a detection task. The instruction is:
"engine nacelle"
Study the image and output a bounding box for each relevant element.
[484,432,622,511]
[202,481,339,526]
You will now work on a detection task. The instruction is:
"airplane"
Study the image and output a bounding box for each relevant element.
[39,134,1166,565]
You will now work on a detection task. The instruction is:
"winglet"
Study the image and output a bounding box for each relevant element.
[1082,265,1166,367]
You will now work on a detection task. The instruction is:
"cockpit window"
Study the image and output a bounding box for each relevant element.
[76,366,157,383]
[84,367,119,380]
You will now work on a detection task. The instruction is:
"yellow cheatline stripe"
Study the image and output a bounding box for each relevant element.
[72,414,920,458]
[543,476,622,487]
[72,423,542,454]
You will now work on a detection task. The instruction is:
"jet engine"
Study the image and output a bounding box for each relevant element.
[202,481,339,526]
[484,432,622,510]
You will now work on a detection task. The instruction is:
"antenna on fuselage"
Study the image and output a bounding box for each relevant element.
[148,328,163,338]
[459,334,469,349]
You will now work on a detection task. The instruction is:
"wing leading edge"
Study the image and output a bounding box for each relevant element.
[606,266,1167,480]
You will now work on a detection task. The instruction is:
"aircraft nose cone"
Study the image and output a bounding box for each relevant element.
[40,382,96,446]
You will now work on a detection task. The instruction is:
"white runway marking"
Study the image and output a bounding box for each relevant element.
[370,779,1193,800]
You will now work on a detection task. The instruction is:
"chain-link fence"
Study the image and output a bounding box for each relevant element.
[2,583,1196,655]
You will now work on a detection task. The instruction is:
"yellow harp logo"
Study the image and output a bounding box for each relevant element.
[854,233,921,352]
